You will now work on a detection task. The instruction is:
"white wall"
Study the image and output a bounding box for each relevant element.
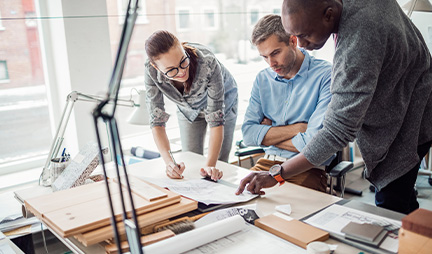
[398,0,432,52]
[38,0,113,155]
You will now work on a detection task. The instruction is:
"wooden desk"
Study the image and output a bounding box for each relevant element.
[47,152,391,253]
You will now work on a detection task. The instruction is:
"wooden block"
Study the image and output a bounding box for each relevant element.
[402,208,432,238]
[104,230,175,254]
[255,214,329,249]
[75,197,197,246]
[399,227,432,254]
[114,176,167,201]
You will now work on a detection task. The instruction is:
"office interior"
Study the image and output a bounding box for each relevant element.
[1,0,432,253]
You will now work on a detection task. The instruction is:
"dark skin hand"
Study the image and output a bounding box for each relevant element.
[235,171,278,195]
[234,117,276,195]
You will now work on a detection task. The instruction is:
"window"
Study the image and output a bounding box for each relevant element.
[202,8,218,30]
[0,0,51,176]
[0,61,9,81]
[177,9,191,31]
[1,0,338,183]
[273,8,281,15]
[117,0,148,24]
[249,8,260,26]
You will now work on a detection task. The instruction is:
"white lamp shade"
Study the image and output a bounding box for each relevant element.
[127,90,150,125]
[403,0,432,12]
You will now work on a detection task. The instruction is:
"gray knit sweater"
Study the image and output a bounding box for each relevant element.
[302,0,432,190]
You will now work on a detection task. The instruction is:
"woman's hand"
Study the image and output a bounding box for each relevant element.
[166,162,185,179]
[200,166,223,181]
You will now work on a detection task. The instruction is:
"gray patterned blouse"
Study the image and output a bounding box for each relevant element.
[144,43,238,128]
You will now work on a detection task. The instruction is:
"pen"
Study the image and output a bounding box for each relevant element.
[169,150,182,177]
[61,148,66,162]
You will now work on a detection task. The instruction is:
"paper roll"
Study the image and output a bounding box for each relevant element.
[22,204,34,219]
[142,214,245,254]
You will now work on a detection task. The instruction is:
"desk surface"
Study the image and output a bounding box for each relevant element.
[46,152,395,253]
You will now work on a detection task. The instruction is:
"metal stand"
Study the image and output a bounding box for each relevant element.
[92,0,143,253]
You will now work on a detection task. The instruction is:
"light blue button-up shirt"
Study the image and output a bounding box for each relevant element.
[242,49,332,161]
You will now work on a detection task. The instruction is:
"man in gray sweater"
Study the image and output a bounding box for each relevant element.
[236,0,432,214]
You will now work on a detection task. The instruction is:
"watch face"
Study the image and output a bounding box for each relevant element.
[269,164,281,176]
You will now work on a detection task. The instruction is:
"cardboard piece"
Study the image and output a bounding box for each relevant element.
[255,214,329,249]
[341,221,386,246]
[52,142,103,191]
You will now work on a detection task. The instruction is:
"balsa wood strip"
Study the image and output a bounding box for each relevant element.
[43,190,180,237]
[113,176,168,201]
[25,178,182,238]
[25,181,117,218]
[75,197,197,246]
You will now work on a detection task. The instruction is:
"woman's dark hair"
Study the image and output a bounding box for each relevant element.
[145,30,197,93]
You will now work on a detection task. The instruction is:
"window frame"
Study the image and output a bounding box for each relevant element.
[0,60,10,83]
[201,7,218,31]
[247,7,261,27]
[176,7,192,32]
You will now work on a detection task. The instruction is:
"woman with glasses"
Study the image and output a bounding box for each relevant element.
[144,30,238,180]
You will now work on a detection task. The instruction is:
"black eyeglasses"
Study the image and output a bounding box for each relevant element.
[164,52,190,78]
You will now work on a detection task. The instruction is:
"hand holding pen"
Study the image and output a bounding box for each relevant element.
[166,150,185,179]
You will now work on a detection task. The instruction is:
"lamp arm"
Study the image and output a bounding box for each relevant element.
[40,93,77,185]
[40,91,136,186]
[407,0,419,17]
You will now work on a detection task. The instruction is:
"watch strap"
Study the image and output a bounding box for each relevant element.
[274,174,285,185]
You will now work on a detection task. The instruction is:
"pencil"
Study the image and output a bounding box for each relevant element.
[168,150,177,167]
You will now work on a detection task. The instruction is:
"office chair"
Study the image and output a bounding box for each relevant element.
[234,140,265,167]
[234,140,361,198]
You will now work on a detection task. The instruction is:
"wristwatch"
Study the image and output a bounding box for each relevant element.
[269,164,285,186]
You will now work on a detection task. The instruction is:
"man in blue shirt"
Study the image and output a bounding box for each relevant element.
[242,14,332,192]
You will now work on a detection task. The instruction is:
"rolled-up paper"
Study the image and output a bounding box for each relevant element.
[142,214,245,254]
[22,204,34,219]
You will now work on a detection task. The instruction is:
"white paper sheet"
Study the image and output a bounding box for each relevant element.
[0,192,22,225]
[141,177,257,205]
[0,232,15,254]
[304,204,400,253]
[0,241,15,254]
[185,223,307,254]
[186,205,306,254]
[142,215,246,254]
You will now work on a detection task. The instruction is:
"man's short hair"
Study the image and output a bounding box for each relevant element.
[251,14,292,46]
[282,0,327,15]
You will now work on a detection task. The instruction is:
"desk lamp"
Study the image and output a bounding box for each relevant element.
[39,90,144,187]
[403,0,432,17]
[92,0,143,253]
[127,89,149,125]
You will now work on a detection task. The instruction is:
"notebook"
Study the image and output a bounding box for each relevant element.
[341,221,387,246]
